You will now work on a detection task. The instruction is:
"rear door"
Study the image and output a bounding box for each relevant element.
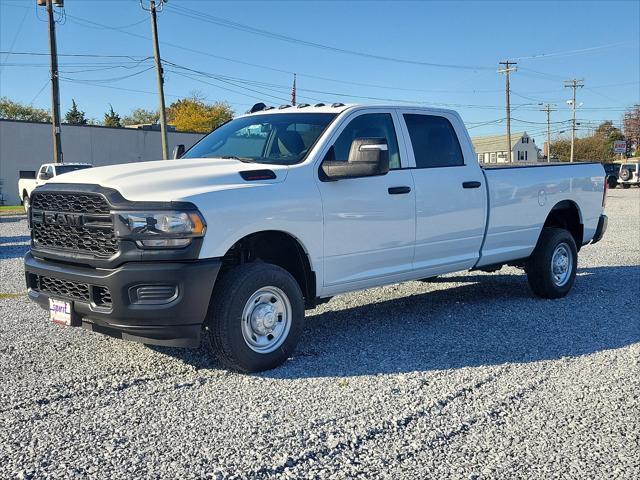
[315,109,416,293]
[397,110,487,275]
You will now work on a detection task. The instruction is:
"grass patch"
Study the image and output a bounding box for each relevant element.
[0,293,23,300]
[0,205,25,216]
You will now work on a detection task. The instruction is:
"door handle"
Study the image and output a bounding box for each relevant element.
[388,186,411,195]
[462,181,481,189]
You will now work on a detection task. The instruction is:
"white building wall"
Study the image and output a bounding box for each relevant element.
[0,120,204,205]
[512,136,539,162]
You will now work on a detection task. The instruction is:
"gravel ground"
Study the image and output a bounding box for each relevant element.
[1,189,638,479]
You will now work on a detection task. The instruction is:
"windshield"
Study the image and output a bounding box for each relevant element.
[55,165,92,175]
[182,113,337,165]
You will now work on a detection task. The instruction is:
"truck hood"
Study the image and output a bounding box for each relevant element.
[47,158,288,202]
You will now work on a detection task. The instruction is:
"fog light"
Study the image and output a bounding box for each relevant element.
[129,285,178,305]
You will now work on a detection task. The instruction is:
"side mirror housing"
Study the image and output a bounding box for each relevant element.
[172,144,186,159]
[321,137,390,181]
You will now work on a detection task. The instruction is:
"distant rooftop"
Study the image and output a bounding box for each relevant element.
[472,132,530,153]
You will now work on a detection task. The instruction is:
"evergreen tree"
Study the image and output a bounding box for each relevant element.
[103,104,122,127]
[64,99,87,125]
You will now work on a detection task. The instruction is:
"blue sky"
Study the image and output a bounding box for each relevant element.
[1,0,638,139]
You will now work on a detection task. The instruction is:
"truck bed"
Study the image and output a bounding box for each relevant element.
[476,162,605,267]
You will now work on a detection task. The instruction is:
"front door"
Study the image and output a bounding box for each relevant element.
[315,110,415,293]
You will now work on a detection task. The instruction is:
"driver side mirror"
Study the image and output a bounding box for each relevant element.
[321,138,390,181]
[172,144,186,159]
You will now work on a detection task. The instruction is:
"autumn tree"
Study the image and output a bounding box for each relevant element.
[0,97,51,122]
[64,99,88,125]
[167,94,234,133]
[623,105,640,157]
[122,108,159,126]
[103,104,122,127]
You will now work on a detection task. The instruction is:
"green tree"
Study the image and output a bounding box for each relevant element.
[0,97,51,122]
[167,94,234,133]
[103,104,122,127]
[122,108,159,126]
[64,99,87,125]
[551,121,625,162]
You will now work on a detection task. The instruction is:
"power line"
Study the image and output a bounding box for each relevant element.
[166,4,493,71]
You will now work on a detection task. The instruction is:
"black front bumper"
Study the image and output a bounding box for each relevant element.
[25,252,221,347]
[591,214,608,244]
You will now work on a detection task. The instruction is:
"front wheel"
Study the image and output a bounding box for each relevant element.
[23,194,30,213]
[204,263,305,372]
[525,228,578,299]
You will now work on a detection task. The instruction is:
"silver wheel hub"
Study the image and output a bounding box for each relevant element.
[551,243,572,287]
[241,286,291,354]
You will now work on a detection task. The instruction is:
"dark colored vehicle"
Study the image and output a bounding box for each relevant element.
[603,163,619,189]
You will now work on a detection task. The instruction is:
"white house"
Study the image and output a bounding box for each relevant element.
[472,131,540,164]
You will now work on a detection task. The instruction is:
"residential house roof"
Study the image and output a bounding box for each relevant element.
[471,132,528,153]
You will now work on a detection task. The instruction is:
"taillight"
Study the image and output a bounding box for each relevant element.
[602,178,608,208]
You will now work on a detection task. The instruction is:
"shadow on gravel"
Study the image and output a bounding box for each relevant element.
[134,265,640,378]
[0,235,31,259]
[0,215,27,223]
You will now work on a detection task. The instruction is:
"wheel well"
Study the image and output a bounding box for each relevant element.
[543,201,583,249]
[220,231,317,308]
[22,189,28,199]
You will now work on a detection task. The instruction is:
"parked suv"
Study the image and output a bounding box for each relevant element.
[617,162,640,188]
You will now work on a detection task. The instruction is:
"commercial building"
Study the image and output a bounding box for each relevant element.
[0,119,203,205]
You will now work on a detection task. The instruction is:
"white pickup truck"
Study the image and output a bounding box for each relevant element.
[18,162,92,211]
[24,104,608,372]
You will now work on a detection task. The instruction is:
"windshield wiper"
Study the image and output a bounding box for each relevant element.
[220,155,257,163]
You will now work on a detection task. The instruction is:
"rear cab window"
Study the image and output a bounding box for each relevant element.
[402,114,464,168]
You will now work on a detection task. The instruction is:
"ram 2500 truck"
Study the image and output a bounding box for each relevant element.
[24,104,608,372]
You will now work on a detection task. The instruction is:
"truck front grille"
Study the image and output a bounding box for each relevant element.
[28,274,113,308]
[29,274,90,302]
[30,192,119,258]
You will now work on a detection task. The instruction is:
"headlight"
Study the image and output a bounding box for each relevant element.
[114,211,206,248]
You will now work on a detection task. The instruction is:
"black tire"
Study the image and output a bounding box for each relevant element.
[622,184,631,189]
[525,228,578,299]
[204,263,305,372]
[607,176,617,189]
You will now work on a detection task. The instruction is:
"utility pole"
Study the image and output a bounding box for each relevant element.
[37,0,64,163]
[141,0,169,160]
[564,78,584,162]
[498,61,517,163]
[291,73,297,106]
[541,104,556,162]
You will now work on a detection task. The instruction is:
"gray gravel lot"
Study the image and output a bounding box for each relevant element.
[1,189,639,479]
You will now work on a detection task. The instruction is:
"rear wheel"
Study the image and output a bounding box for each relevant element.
[525,228,577,299]
[622,184,631,189]
[607,176,617,189]
[204,263,305,372]
[22,194,30,213]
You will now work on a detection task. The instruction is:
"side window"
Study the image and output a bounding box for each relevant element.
[38,166,49,180]
[403,114,464,168]
[327,113,401,169]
